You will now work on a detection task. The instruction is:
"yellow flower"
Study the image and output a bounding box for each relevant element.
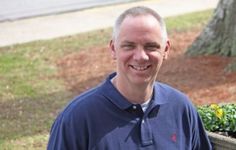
[210,104,219,110]
[215,108,223,119]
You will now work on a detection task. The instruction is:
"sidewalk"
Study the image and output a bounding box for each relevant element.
[0,0,219,47]
[0,0,137,22]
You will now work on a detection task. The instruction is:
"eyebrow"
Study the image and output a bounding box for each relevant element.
[121,41,135,45]
[120,41,161,48]
[145,42,161,47]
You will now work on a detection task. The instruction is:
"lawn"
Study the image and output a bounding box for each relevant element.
[0,10,214,149]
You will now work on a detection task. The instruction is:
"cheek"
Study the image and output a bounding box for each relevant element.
[149,52,164,63]
[117,51,133,63]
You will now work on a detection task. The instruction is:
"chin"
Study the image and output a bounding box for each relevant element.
[130,76,153,85]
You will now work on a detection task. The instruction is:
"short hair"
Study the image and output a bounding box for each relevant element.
[112,6,168,43]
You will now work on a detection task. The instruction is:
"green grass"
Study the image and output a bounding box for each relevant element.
[166,9,213,32]
[0,51,57,100]
[0,134,49,150]
[0,10,213,149]
[0,28,112,101]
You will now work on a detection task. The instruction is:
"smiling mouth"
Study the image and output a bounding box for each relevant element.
[130,65,151,71]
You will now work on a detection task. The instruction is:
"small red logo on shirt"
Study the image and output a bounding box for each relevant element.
[171,133,177,142]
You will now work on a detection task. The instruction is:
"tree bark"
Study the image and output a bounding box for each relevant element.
[186,0,236,56]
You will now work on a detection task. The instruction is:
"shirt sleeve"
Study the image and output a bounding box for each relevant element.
[47,113,88,150]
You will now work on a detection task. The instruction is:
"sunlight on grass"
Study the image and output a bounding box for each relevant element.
[0,28,112,101]
[0,133,49,150]
[166,9,213,32]
[0,49,62,101]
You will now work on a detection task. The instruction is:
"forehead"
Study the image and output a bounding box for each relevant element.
[117,15,162,42]
[121,14,160,29]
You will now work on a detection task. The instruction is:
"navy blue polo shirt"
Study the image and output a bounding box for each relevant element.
[47,73,212,150]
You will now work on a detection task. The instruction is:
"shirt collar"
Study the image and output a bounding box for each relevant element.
[100,73,168,110]
[152,83,168,105]
[100,72,133,110]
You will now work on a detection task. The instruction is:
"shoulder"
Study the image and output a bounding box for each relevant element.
[48,87,103,149]
[156,82,184,95]
[155,82,189,102]
[154,82,197,112]
[58,84,106,122]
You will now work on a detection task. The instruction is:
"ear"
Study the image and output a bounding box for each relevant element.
[109,39,116,60]
[163,40,171,60]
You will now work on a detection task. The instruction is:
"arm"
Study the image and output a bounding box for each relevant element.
[191,106,212,150]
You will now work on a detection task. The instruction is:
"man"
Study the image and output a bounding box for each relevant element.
[47,6,212,150]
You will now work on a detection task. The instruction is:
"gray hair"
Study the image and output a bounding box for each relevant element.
[112,6,168,43]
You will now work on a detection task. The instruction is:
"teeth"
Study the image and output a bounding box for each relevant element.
[131,65,149,71]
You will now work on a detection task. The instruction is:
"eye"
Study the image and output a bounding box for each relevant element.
[121,43,135,50]
[145,43,161,51]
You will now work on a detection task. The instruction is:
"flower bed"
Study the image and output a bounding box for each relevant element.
[197,103,236,150]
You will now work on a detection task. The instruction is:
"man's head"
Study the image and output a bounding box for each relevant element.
[112,6,168,45]
[110,6,170,87]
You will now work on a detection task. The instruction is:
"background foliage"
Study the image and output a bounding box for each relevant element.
[198,103,236,134]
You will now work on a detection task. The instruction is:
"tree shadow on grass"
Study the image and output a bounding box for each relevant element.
[0,91,73,141]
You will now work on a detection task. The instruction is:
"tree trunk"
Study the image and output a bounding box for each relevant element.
[186,0,236,56]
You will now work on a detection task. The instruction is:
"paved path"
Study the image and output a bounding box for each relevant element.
[0,0,136,22]
[0,0,219,47]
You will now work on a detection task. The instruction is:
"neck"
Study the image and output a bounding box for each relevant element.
[112,76,154,104]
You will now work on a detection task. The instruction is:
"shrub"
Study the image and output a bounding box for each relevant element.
[197,103,236,134]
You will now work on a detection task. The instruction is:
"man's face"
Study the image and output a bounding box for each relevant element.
[110,15,170,86]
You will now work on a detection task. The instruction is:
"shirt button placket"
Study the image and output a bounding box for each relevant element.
[140,118,153,146]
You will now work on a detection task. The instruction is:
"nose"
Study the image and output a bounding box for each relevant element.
[133,48,149,61]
